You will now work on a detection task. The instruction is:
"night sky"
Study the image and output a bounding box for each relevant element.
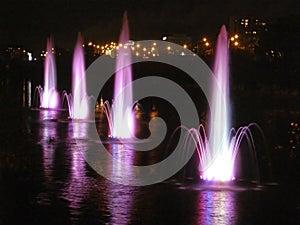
[0,0,299,52]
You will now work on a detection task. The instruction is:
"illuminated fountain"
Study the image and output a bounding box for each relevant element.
[185,26,259,182]
[34,38,59,109]
[63,34,90,120]
[102,12,135,138]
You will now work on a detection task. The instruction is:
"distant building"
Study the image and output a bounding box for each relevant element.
[229,16,268,52]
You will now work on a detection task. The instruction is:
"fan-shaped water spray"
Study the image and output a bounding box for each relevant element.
[184,26,261,182]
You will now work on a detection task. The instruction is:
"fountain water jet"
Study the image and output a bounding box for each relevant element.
[71,33,89,119]
[184,26,260,182]
[62,34,90,120]
[39,38,59,109]
[106,12,135,139]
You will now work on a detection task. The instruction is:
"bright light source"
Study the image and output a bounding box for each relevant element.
[203,38,207,42]
[230,37,235,41]
[162,36,167,41]
[167,46,171,50]
[234,41,239,46]
[183,44,187,49]
[234,34,239,39]
[205,42,209,47]
[27,52,32,61]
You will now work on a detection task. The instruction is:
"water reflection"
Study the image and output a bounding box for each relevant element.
[60,122,90,220]
[105,144,134,225]
[22,79,31,107]
[37,110,59,205]
[64,120,135,224]
[197,191,236,225]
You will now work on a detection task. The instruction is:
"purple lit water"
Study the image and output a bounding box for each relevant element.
[71,34,89,119]
[41,38,59,109]
[110,12,135,138]
[186,26,259,181]
[62,34,90,119]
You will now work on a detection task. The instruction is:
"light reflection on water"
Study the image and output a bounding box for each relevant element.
[29,110,299,225]
[36,110,59,205]
[60,122,89,220]
[39,111,57,182]
[197,191,236,225]
[37,112,135,224]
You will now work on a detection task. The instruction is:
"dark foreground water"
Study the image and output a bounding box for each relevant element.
[0,106,299,225]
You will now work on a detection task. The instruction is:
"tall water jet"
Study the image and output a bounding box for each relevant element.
[204,25,233,181]
[71,33,89,119]
[111,12,135,138]
[41,38,59,109]
[185,25,260,182]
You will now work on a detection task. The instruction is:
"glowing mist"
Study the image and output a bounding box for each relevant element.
[111,12,135,138]
[71,33,89,119]
[41,38,59,109]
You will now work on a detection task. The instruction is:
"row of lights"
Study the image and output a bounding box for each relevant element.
[6,47,35,61]
[85,41,118,55]
[85,40,194,57]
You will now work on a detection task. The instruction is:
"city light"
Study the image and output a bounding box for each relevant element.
[27,52,32,61]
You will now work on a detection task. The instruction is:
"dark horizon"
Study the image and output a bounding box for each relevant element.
[0,0,299,52]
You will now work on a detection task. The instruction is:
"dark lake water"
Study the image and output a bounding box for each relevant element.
[0,80,300,225]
